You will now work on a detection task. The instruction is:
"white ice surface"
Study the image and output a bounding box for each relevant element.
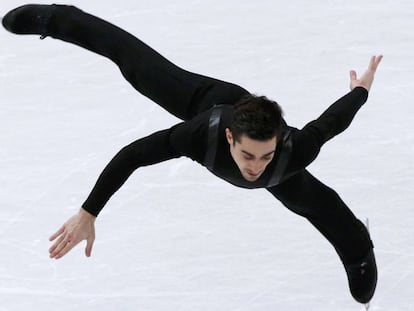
[0,0,413,310]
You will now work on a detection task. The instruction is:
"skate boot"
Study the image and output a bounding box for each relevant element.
[2,4,57,38]
[344,246,377,304]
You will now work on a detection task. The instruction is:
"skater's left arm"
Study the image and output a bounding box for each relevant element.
[289,55,383,169]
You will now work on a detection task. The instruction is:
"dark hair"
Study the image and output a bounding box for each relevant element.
[230,94,283,143]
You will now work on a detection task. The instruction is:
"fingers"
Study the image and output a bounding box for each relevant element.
[48,223,76,259]
[49,210,96,259]
[349,70,358,91]
[48,224,68,257]
[50,234,94,259]
[49,231,69,258]
[85,237,95,257]
[51,240,75,259]
[49,232,79,259]
[350,55,383,91]
[48,234,65,255]
[349,70,357,81]
[368,55,383,72]
[54,240,76,259]
[49,225,65,241]
[368,55,376,69]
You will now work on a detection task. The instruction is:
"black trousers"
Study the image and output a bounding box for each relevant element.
[48,5,248,121]
[268,171,372,264]
[48,5,372,264]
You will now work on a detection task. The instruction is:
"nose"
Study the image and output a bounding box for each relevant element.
[249,160,263,174]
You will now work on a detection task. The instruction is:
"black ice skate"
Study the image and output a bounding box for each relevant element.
[2,4,57,38]
[340,219,377,307]
[344,247,377,304]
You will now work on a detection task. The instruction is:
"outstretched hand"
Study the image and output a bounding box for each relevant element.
[49,208,96,259]
[350,55,383,92]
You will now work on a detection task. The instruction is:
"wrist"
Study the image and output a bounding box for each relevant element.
[79,207,97,221]
[352,86,369,103]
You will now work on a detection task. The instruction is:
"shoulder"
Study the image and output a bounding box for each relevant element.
[168,109,212,162]
[169,105,235,163]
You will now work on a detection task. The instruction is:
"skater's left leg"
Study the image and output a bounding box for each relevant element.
[2,4,249,121]
[267,170,377,303]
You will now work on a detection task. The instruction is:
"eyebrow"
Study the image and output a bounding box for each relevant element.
[241,150,275,158]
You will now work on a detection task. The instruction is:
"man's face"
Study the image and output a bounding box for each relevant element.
[225,128,277,182]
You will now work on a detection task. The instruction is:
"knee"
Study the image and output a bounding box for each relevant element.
[119,60,148,89]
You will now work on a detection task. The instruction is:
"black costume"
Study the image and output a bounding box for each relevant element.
[2,4,377,304]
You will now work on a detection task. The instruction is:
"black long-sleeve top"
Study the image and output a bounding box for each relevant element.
[82,87,369,216]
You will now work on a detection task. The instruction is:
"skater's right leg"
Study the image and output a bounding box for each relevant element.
[2,4,248,120]
[267,170,377,304]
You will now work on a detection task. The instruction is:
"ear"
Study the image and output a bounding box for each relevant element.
[225,128,234,145]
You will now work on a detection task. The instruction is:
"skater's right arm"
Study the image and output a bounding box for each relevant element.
[48,129,181,260]
[80,112,208,217]
[49,129,179,259]
[48,113,209,259]
[81,128,181,217]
